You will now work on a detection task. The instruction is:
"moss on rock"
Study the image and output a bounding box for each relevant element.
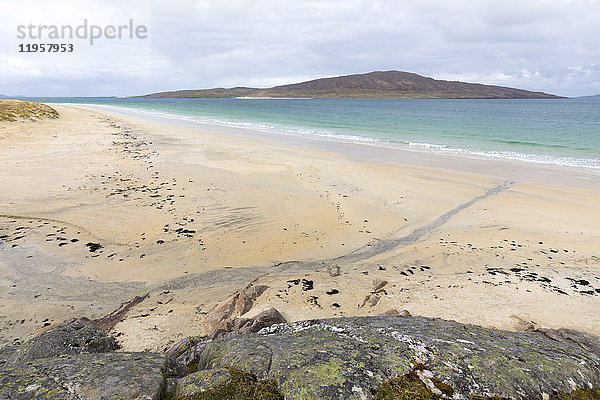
[376,371,436,400]
[551,388,600,400]
[431,377,454,397]
[189,316,600,399]
[375,374,600,400]
[173,368,283,400]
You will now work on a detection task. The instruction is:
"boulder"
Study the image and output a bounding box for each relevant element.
[378,309,411,317]
[236,285,269,315]
[165,336,203,378]
[167,309,285,379]
[238,308,287,334]
[203,284,269,333]
[223,308,286,336]
[5,319,116,367]
[4,315,599,399]
[204,296,237,334]
[0,352,166,399]
[207,328,229,341]
[184,316,600,399]
[199,337,273,379]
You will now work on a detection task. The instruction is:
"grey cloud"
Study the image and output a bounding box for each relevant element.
[1,0,599,96]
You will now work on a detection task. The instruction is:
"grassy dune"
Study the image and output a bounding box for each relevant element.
[0,100,59,122]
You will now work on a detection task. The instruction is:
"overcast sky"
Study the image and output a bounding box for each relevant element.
[2,0,599,97]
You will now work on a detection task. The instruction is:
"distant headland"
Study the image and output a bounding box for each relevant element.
[577,93,600,99]
[138,70,564,99]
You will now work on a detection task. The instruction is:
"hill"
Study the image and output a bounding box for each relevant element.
[577,94,600,99]
[139,70,563,99]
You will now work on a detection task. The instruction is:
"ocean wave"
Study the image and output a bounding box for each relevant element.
[128,107,381,144]
[78,103,600,173]
[453,149,600,170]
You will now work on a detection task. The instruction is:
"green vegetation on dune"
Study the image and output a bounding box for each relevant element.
[0,100,59,122]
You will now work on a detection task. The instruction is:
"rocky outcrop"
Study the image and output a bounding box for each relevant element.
[535,327,600,358]
[5,319,116,367]
[0,346,18,369]
[166,308,286,378]
[92,293,149,332]
[202,283,280,339]
[0,352,167,400]
[203,283,269,334]
[2,315,600,399]
[1,318,166,399]
[169,316,600,399]
[228,307,287,335]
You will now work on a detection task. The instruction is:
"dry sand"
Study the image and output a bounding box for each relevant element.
[0,104,599,352]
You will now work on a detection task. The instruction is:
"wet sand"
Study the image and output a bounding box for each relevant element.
[1,104,599,351]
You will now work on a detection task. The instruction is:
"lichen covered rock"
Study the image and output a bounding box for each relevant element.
[173,368,283,400]
[176,368,232,396]
[184,316,600,399]
[5,319,116,367]
[0,352,166,399]
[2,315,599,399]
[199,337,273,379]
[535,327,600,358]
[0,346,18,368]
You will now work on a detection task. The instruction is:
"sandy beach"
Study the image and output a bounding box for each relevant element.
[1,104,599,352]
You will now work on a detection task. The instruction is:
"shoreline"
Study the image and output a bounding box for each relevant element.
[68,103,600,190]
[1,104,599,352]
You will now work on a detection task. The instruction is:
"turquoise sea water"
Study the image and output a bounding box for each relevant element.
[25,97,600,171]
